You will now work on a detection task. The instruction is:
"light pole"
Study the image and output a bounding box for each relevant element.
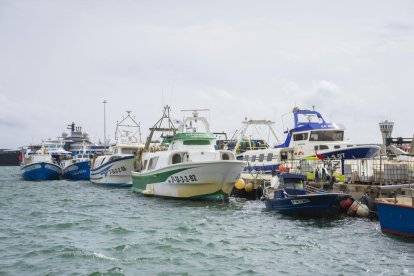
[103,100,107,152]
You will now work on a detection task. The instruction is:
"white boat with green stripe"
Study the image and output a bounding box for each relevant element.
[131,108,246,201]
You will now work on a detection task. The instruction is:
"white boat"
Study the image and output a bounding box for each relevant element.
[131,107,246,201]
[90,111,143,187]
[237,107,381,175]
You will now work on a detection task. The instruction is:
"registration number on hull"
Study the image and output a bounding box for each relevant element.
[167,174,198,184]
[291,199,310,205]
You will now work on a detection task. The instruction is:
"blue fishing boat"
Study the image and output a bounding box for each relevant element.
[264,173,348,217]
[376,184,414,238]
[61,153,91,180]
[61,141,91,181]
[20,144,62,181]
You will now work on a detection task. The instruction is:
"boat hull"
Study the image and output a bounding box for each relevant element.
[90,156,134,187]
[265,193,345,217]
[21,162,61,181]
[318,145,380,160]
[376,202,414,238]
[62,160,91,180]
[131,161,245,201]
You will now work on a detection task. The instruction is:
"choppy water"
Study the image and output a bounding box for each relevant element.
[0,166,413,275]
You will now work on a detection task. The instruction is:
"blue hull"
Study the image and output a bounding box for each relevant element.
[265,193,345,217]
[376,202,414,238]
[21,162,61,181]
[320,146,380,160]
[62,161,91,180]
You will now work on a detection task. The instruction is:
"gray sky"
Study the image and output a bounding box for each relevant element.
[1,0,413,148]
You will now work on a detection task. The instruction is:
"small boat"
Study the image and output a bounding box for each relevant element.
[131,107,246,201]
[20,143,62,181]
[90,111,143,187]
[376,184,414,238]
[264,173,348,217]
[61,142,91,180]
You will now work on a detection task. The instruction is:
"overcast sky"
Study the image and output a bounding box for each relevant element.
[1,0,413,148]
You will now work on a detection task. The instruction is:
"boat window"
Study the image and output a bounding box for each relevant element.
[293,133,309,141]
[122,148,133,155]
[222,153,230,160]
[183,140,211,145]
[309,131,344,142]
[266,153,273,161]
[319,145,329,150]
[172,154,182,164]
[347,145,353,148]
[334,145,340,149]
[243,155,249,161]
[148,157,159,170]
[251,155,256,162]
[280,151,288,161]
[258,154,265,162]
[143,160,148,170]
[113,149,118,154]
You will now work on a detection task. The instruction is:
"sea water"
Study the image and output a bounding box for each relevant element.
[0,166,413,275]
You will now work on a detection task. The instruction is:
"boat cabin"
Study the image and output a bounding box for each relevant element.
[274,173,307,199]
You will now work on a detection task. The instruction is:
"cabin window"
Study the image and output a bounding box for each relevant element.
[281,152,288,161]
[148,157,159,170]
[293,133,309,141]
[122,149,133,155]
[236,155,243,160]
[172,154,182,164]
[267,153,273,162]
[244,155,249,161]
[334,145,340,149]
[222,153,230,160]
[113,149,118,154]
[258,154,265,162]
[319,145,329,150]
[183,140,211,145]
[143,160,148,170]
[309,131,344,142]
[251,155,256,162]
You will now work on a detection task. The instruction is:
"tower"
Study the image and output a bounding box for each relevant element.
[379,120,394,145]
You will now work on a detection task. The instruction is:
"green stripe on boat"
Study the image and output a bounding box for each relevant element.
[132,167,195,192]
[170,132,215,141]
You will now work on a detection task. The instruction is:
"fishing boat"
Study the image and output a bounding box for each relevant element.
[232,119,282,175]
[20,143,62,181]
[90,111,142,187]
[131,107,246,201]
[61,142,91,180]
[238,107,381,175]
[264,173,349,217]
[376,184,414,238]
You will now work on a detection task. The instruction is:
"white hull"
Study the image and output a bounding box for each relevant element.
[90,156,134,186]
[132,161,245,200]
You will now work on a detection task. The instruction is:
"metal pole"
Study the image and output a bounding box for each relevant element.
[103,100,107,152]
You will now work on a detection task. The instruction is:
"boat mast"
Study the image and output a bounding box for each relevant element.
[144,105,177,151]
[115,110,142,143]
[103,100,107,153]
